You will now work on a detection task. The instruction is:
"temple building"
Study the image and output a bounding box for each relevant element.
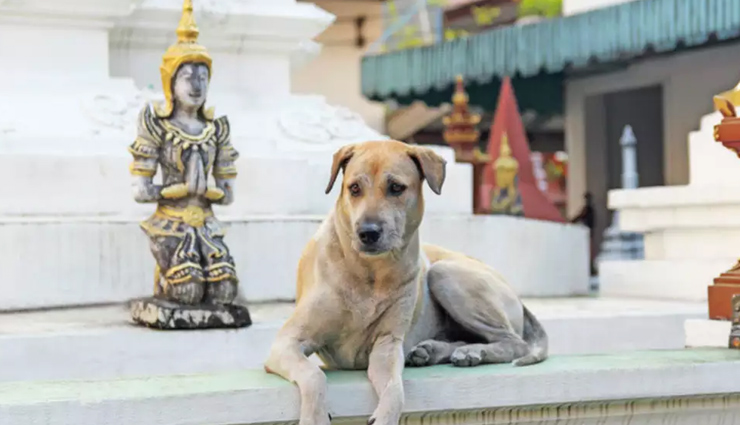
[362,0,740,255]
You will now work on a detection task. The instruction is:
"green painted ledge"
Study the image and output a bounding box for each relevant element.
[0,348,738,403]
[1,348,739,425]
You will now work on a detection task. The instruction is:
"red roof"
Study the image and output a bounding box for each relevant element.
[482,77,565,223]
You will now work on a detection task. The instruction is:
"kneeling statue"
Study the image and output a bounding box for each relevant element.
[128,0,250,329]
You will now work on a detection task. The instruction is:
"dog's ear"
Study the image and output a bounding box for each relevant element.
[408,146,446,195]
[325,144,356,194]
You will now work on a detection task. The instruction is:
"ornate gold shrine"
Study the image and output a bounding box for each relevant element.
[709,83,740,346]
[442,75,490,213]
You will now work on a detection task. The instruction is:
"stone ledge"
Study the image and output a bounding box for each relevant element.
[0,215,589,310]
[0,298,705,383]
[1,349,738,425]
[685,318,732,348]
[599,259,729,301]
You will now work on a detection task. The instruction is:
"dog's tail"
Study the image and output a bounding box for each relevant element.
[513,305,548,367]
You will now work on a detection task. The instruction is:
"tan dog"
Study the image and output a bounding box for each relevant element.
[265,140,547,425]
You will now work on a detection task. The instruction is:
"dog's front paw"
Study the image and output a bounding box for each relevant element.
[451,346,483,367]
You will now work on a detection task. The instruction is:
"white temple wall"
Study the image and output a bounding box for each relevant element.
[291,0,387,133]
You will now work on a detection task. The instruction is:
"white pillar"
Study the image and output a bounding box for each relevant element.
[620,125,639,190]
[598,125,645,265]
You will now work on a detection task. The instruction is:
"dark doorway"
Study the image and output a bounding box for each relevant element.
[584,85,664,264]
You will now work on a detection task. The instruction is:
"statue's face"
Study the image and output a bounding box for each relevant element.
[173,63,209,111]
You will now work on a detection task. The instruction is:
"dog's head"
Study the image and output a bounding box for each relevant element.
[325,140,446,256]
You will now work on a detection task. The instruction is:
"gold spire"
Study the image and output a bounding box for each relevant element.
[155,0,214,119]
[176,0,199,42]
[494,133,519,171]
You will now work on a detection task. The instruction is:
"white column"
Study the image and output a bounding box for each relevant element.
[620,125,639,190]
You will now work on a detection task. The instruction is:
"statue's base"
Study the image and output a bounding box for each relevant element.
[129,297,252,330]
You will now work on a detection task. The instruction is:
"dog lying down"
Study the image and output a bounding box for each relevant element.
[265,140,548,425]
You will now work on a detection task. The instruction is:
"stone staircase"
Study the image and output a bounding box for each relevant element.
[0,297,706,383]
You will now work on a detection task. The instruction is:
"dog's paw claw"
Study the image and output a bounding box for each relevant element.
[328,413,333,421]
[367,417,376,425]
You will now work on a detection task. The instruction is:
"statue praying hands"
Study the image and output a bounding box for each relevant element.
[128,0,250,329]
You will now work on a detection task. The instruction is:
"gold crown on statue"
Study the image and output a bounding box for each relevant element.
[155,0,214,119]
[494,133,519,172]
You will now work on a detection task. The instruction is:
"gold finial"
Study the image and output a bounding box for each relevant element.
[715,81,740,118]
[494,132,519,171]
[155,0,214,119]
[452,74,468,105]
[176,0,200,43]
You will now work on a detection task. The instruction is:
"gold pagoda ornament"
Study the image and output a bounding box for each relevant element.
[443,75,489,163]
[155,0,215,119]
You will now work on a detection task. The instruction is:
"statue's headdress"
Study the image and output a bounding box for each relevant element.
[155,0,214,119]
[494,133,519,172]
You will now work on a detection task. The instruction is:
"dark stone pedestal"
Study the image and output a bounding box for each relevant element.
[130,297,252,330]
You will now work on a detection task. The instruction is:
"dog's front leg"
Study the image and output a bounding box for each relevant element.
[266,334,330,425]
[367,334,405,425]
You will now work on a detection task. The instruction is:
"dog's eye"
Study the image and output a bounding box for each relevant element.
[349,183,362,197]
[388,182,407,196]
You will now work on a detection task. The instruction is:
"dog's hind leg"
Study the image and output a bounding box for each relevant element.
[426,259,532,367]
[406,340,465,366]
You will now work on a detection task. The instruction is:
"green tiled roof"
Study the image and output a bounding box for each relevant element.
[362,0,740,102]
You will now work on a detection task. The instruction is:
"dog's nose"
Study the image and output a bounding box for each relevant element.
[358,223,382,245]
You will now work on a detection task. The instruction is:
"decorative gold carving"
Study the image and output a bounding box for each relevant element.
[182,205,208,227]
[160,183,190,200]
[164,261,205,285]
[205,186,225,201]
[162,119,216,142]
[155,205,213,228]
[715,95,737,118]
[213,166,237,180]
[129,161,157,177]
[715,81,740,118]
[205,262,237,282]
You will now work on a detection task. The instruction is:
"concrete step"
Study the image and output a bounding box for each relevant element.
[599,259,733,301]
[0,215,589,311]
[685,318,733,348]
[1,348,737,425]
[643,228,740,260]
[0,297,705,382]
